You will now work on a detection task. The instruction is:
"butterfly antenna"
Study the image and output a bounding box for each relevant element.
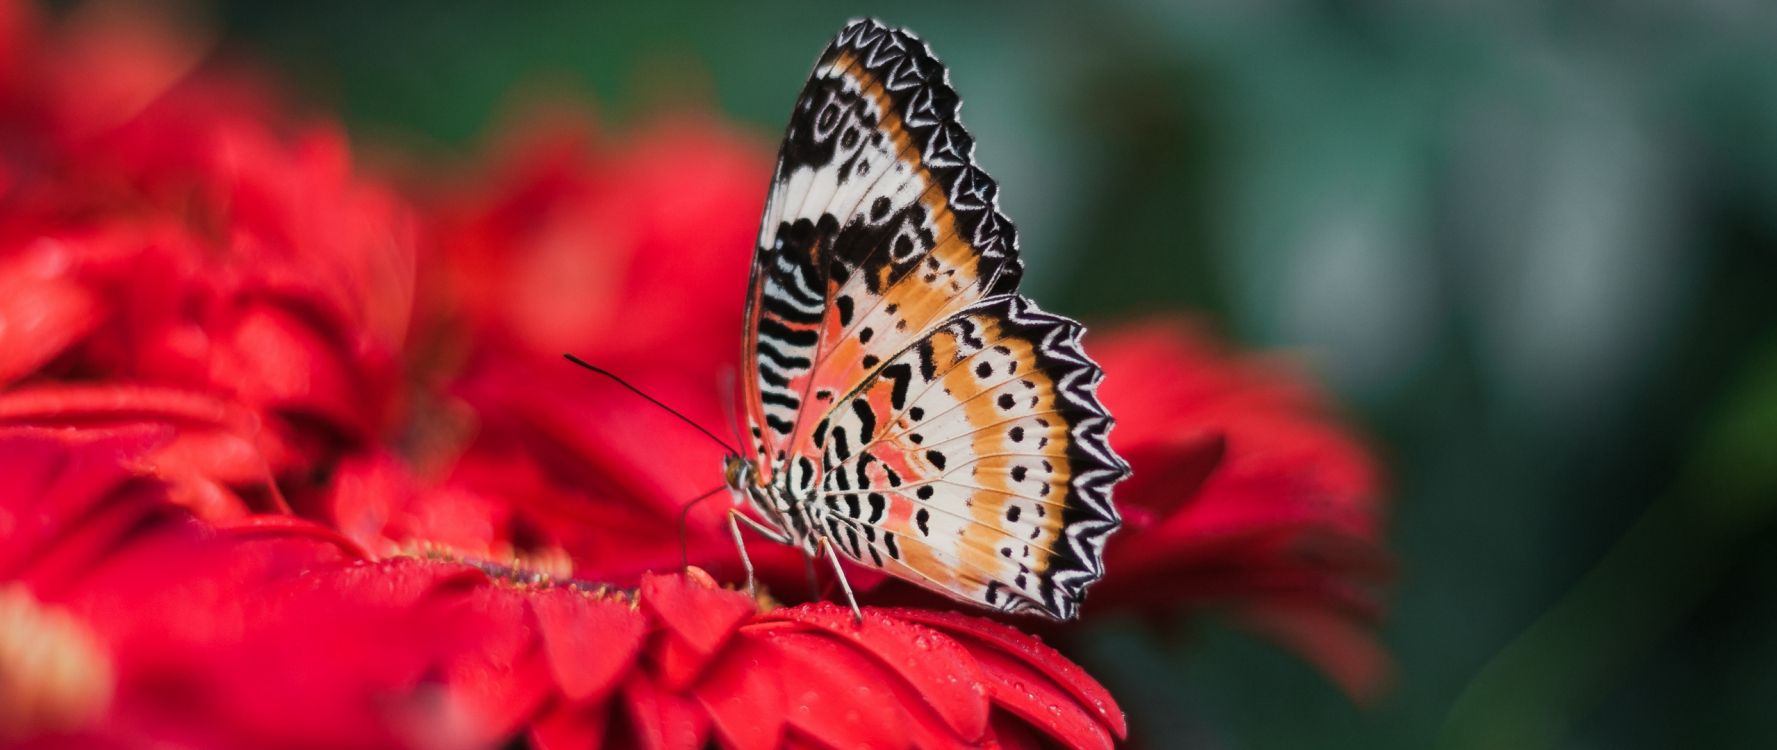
[676,485,729,570]
[562,354,737,454]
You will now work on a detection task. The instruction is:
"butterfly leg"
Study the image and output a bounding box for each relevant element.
[817,536,864,624]
[802,551,821,600]
[728,510,790,598]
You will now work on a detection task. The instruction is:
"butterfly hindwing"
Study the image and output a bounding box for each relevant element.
[742,18,1023,483]
[811,296,1125,619]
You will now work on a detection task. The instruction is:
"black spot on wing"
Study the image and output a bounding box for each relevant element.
[850,398,878,441]
[879,363,913,410]
[868,493,886,523]
[836,295,854,326]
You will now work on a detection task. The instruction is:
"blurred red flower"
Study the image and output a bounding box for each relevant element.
[1089,319,1392,699]
[0,4,415,517]
[411,112,834,592]
[0,3,1394,747]
[2,427,1124,749]
[0,427,474,749]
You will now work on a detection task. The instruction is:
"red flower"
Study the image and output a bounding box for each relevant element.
[438,566,1127,750]
[409,113,841,593]
[0,5,1397,746]
[1087,319,1392,699]
[2,427,1124,749]
[421,112,762,369]
[0,427,469,749]
[0,6,416,516]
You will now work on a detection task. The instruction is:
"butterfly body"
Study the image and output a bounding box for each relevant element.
[729,19,1128,620]
[722,454,817,558]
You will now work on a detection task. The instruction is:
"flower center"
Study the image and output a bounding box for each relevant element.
[402,545,622,592]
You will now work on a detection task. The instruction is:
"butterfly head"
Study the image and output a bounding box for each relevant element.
[721,454,753,493]
[722,453,808,547]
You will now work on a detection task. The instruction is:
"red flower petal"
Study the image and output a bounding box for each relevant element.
[692,636,787,750]
[0,425,172,584]
[746,627,965,749]
[529,701,611,750]
[890,609,1126,740]
[651,620,717,693]
[968,642,1113,750]
[765,603,992,741]
[214,514,370,560]
[638,568,755,687]
[0,383,249,430]
[621,672,710,750]
[438,585,556,742]
[0,384,284,516]
[529,586,646,703]
[1115,431,1224,526]
[209,298,390,440]
[983,712,1051,750]
[1088,319,1391,697]
[0,242,100,386]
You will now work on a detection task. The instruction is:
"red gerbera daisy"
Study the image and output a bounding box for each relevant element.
[1088,319,1392,699]
[408,111,853,594]
[0,3,415,518]
[0,5,1395,747]
[1,426,1126,749]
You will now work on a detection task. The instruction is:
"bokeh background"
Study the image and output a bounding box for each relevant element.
[210,2,1777,748]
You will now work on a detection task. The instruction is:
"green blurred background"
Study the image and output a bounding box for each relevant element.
[214,2,1777,747]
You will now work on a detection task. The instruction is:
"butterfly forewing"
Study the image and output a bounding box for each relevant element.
[740,19,1126,619]
[741,19,1022,476]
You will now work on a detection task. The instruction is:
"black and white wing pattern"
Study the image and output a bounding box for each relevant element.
[735,19,1127,619]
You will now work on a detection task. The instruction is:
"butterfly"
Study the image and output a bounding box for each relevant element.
[721,18,1128,621]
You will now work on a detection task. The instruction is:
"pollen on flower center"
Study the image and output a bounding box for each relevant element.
[0,584,115,742]
[400,543,593,590]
